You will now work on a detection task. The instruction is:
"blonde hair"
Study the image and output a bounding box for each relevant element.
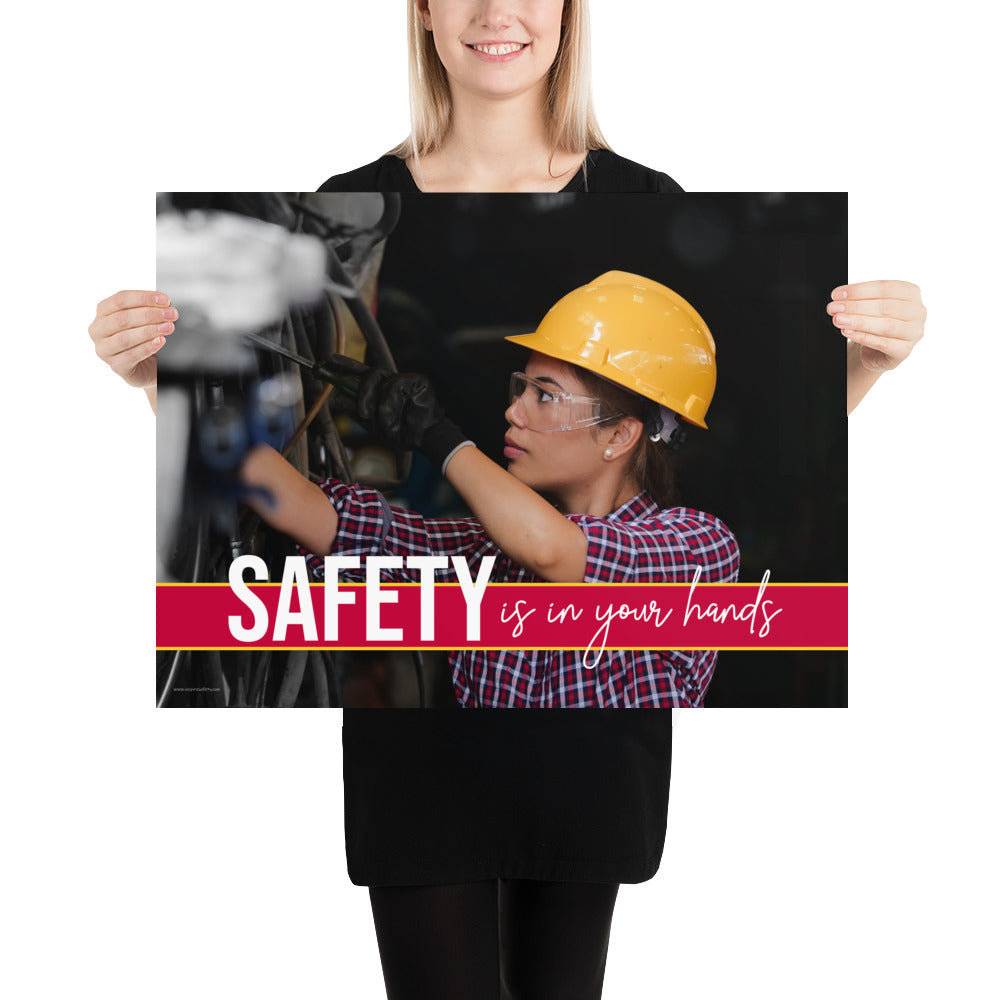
[388,0,611,160]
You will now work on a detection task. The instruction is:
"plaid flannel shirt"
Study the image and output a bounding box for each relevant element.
[302,482,740,707]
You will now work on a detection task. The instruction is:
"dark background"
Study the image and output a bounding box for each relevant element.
[369,193,848,707]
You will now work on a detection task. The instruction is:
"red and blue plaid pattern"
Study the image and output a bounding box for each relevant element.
[302,483,739,707]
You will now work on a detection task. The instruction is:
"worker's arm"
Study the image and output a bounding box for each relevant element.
[353,368,590,582]
[444,446,588,582]
[240,441,586,581]
[240,444,340,557]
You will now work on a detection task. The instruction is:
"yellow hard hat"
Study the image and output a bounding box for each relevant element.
[506,271,716,428]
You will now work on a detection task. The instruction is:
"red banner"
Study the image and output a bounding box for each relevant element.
[157,575,846,653]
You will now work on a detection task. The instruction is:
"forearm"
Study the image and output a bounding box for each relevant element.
[444,447,587,582]
[240,444,339,556]
[846,341,882,415]
[144,384,157,415]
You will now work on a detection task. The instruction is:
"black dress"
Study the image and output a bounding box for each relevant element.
[321,149,680,887]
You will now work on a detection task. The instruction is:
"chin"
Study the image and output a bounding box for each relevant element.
[470,77,540,101]
[507,461,539,489]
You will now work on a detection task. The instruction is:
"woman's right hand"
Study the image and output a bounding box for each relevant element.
[89,290,176,389]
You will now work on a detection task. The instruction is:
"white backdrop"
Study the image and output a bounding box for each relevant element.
[3,3,997,998]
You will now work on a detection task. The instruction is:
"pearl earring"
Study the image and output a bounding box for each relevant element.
[604,448,613,459]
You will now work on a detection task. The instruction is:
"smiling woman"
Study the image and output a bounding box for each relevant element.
[395,0,600,189]
[322,0,673,194]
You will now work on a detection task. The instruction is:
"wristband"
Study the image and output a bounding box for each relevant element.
[439,440,476,475]
[421,417,473,472]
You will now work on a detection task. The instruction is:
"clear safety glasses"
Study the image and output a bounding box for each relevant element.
[508,372,624,434]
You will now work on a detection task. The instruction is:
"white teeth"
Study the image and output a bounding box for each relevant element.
[472,43,526,56]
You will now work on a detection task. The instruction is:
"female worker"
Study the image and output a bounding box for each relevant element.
[88,2,923,997]
[243,271,740,709]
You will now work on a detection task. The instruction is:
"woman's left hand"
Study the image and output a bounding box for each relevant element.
[828,279,926,372]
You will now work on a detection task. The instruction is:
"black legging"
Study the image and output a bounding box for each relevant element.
[369,879,620,1000]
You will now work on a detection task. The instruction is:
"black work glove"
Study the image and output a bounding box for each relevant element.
[355,369,471,471]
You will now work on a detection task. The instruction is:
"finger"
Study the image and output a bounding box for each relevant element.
[94,289,170,318]
[827,296,926,321]
[95,320,174,362]
[830,279,921,303]
[831,312,920,343]
[89,305,178,344]
[107,336,165,378]
[838,327,906,356]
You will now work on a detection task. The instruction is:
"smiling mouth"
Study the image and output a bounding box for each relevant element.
[467,42,529,56]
